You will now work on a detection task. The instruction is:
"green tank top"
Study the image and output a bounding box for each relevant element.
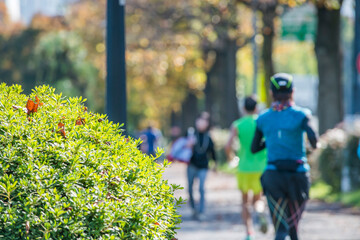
[233,115,267,172]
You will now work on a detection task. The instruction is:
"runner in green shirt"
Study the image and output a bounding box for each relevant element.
[225,96,267,240]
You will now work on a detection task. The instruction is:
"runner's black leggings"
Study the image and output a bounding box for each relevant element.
[261,170,310,240]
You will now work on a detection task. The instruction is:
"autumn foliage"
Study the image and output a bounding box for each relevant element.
[0,84,181,239]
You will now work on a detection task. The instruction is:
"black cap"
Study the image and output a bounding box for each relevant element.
[270,73,293,93]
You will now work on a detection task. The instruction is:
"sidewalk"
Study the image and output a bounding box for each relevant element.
[163,162,360,240]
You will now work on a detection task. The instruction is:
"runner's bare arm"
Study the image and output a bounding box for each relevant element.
[225,126,237,160]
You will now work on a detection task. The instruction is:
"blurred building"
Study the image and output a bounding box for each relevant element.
[3,0,77,24]
[292,75,318,114]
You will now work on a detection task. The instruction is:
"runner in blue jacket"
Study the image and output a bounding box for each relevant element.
[251,73,317,240]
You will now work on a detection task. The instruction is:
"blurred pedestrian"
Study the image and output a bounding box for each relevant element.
[187,115,217,220]
[251,73,317,240]
[140,126,158,156]
[167,126,193,163]
[225,96,268,240]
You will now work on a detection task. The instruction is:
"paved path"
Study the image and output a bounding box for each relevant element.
[163,162,360,240]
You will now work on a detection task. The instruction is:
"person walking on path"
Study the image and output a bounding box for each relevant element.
[251,73,317,240]
[225,96,268,240]
[187,115,217,220]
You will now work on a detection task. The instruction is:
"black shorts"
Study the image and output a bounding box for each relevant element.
[261,170,310,202]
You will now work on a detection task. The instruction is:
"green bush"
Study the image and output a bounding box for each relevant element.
[310,127,360,193]
[0,84,181,239]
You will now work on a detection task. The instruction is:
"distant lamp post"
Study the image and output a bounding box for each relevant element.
[106,0,127,132]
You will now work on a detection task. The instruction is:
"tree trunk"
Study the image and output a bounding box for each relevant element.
[224,38,240,127]
[181,91,198,131]
[170,110,182,127]
[315,7,343,134]
[261,7,276,106]
[205,38,240,128]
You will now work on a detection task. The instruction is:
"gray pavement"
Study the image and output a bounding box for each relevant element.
[163,162,360,240]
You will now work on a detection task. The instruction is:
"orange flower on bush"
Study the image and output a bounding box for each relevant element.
[58,122,66,139]
[75,117,86,126]
[26,96,43,115]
